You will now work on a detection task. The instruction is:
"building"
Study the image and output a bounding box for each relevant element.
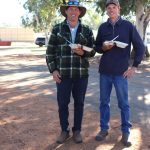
[0,27,34,42]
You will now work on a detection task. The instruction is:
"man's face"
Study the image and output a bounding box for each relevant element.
[65,6,81,22]
[106,4,120,19]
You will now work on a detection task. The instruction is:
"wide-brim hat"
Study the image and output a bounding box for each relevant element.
[60,0,86,18]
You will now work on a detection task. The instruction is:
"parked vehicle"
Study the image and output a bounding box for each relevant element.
[35,37,46,47]
[145,32,150,44]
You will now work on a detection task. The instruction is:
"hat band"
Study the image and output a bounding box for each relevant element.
[67,1,79,6]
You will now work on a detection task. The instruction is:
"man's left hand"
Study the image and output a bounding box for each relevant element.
[73,44,84,56]
[123,67,137,78]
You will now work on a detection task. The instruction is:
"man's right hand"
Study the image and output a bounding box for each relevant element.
[102,41,114,51]
[52,70,61,83]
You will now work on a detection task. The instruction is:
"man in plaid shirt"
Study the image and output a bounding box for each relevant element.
[46,0,95,144]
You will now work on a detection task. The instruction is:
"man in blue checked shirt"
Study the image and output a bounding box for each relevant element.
[46,0,95,144]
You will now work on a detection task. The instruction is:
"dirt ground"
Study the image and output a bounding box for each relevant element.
[0,53,150,150]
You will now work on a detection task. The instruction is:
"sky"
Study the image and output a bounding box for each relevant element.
[0,0,26,27]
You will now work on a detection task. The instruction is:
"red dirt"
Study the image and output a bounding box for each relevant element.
[0,55,150,150]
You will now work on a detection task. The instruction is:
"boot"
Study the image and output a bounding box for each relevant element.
[121,133,132,147]
[95,130,108,141]
[56,131,70,144]
[73,130,82,143]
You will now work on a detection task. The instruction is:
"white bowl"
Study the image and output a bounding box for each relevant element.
[82,45,93,52]
[69,44,78,49]
[114,41,128,48]
[104,41,114,46]
[69,44,93,52]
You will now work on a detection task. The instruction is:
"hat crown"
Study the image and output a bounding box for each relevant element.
[60,0,86,18]
[106,0,119,7]
[67,0,80,6]
[68,0,79,2]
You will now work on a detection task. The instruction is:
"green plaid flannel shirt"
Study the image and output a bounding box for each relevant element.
[46,19,95,78]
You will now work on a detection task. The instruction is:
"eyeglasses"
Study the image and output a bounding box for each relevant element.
[67,1,79,6]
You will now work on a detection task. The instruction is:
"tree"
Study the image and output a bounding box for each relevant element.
[134,0,150,41]
[21,0,101,40]
[95,0,150,57]
[81,2,102,30]
[21,0,63,42]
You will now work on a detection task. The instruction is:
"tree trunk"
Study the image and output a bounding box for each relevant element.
[135,0,144,39]
[133,0,150,57]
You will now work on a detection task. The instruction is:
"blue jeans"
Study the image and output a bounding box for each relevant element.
[99,74,132,134]
[56,78,88,132]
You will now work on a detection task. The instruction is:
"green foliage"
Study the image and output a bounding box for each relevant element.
[94,0,149,16]
[22,0,102,32]
[21,0,149,33]
[22,0,62,32]
[81,2,102,30]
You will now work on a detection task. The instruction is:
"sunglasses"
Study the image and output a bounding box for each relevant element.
[67,1,79,6]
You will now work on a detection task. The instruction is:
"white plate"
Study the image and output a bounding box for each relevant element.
[69,44,93,52]
[82,45,93,52]
[114,41,128,48]
[104,41,114,46]
[69,44,78,49]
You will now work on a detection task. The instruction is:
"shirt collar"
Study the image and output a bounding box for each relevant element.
[106,16,122,26]
[67,20,79,30]
[63,19,81,25]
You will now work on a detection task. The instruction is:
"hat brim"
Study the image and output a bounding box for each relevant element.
[60,5,86,18]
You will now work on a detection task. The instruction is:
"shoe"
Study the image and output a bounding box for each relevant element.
[95,130,108,141]
[121,133,132,147]
[56,131,70,144]
[73,130,82,143]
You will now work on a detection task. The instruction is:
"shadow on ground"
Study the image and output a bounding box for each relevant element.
[0,50,150,150]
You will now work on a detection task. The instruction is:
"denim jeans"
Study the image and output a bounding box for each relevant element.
[99,74,132,134]
[56,78,88,132]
